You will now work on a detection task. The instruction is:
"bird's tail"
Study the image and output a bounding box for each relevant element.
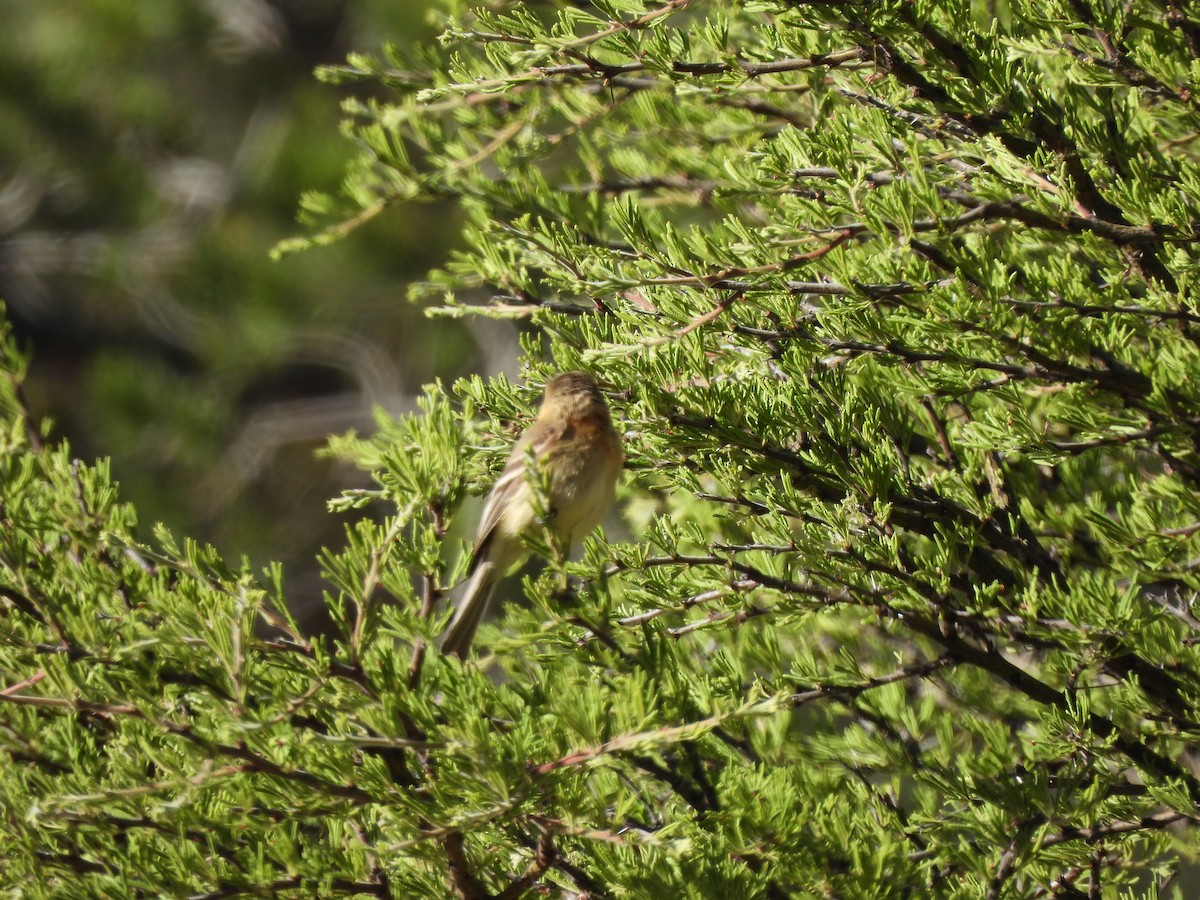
[439,561,500,659]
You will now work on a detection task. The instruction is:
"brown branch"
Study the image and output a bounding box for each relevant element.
[858,28,1181,289]
[34,850,108,875]
[787,655,954,708]
[443,831,491,900]
[822,195,1174,246]
[666,603,770,637]
[259,638,376,695]
[531,657,945,777]
[494,832,555,900]
[676,291,744,338]
[789,332,1148,398]
[0,689,379,804]
[708,277,952,297]
[907,617,1200,802]
[190,877,389,900]
[999,295,1200,327]
[0,691,140,717]
[1039,809,1192,848]
[560,174,720,197]
[410,502,448,692]
[529,49,865,82]
[0,669,47,696]
[352,513,405,665]
[986,834,1025,900]
[158,720,379,804]
[673,49,866,76]
[921,396,960,469]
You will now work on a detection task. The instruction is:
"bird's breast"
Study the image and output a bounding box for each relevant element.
[544,415,622,544]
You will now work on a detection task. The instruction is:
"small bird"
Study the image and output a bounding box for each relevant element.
[439,372,623,658]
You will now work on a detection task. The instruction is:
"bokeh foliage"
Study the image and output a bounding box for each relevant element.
[0,0,462,598]
[6,0,1200,896]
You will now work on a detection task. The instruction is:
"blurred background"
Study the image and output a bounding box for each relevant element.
[0,0,506,626]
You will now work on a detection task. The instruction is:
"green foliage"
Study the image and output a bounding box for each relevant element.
[0,0,456,575]
[6,0,1200,896]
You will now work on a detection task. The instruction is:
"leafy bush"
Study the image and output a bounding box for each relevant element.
[5,0,1200,896]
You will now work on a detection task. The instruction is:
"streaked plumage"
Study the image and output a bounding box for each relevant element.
[439,372,623,658]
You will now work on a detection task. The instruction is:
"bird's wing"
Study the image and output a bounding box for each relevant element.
[467,427,550,573]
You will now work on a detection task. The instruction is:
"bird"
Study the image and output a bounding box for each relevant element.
[439,371,623,658]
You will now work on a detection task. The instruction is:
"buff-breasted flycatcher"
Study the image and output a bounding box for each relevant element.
[439,372,623,658]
